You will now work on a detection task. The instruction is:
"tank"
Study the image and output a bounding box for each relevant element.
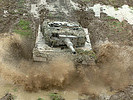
[33,19,93,64]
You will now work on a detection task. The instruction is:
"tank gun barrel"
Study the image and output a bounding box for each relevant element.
[64,38,76,54]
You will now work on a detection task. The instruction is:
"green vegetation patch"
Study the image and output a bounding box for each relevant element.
[13,88,18,92]
[37,97,45,100]
[104,16,115,20]
[17,0,25,7]
[114,7,119,11]
[108,20,124,32]
[108,0,116,3]
[14,19,32,36]
[49,93,64,100]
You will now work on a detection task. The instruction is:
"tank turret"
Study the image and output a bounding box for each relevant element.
[41,21,86,54]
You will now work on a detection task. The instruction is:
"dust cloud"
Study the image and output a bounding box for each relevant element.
[0,33,75,91]
[79,41,133,95]
[0,33,133,95]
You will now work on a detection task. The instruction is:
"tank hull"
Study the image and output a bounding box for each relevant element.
[33,22,95,66]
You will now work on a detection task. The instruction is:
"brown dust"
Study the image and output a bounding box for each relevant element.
[0,33,133,95]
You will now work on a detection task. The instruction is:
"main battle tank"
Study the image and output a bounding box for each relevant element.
[33,19,93,63]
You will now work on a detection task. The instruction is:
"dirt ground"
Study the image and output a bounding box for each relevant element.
[0,0,38,35]
[82,0,133,7]
[73,8,133,47]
